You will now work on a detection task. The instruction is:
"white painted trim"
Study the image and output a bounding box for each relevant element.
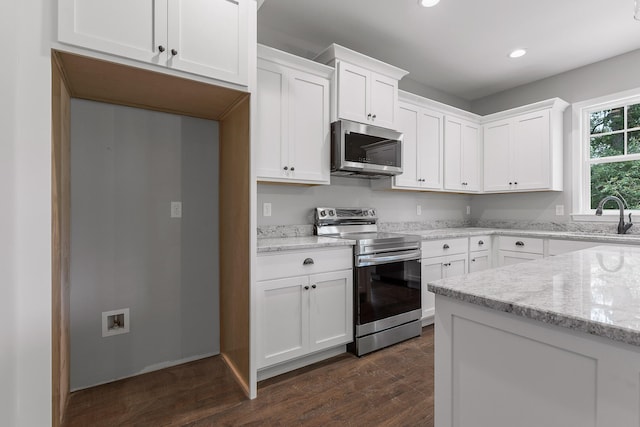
[481,97,569,124]
[399,90,481,122]
[258,44,334,78]
[256,345,347,381]
[571,86,640,216]
[313,43,409,80]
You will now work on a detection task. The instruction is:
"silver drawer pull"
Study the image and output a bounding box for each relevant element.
[443,244,450,249]
[303,258,314,265]
[515,241,525,247]
[478,240,484,246]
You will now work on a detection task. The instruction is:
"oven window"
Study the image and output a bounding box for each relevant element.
[355,259,421,325]
[344,132,401,167]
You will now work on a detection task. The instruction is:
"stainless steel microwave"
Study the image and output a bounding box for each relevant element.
[331,119,403,177]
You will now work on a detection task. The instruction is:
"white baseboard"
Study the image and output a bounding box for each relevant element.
[257,345,347,382]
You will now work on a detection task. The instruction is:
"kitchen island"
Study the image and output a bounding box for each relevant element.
[428,245,640,427]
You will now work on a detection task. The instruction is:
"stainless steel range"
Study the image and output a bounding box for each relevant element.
[314,207,422,356]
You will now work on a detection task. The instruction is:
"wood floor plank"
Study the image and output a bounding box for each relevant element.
[64,326,434,426]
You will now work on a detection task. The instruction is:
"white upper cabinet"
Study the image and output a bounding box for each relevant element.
[393,100,443,190]
[314,44,408,130]
[256,45,332,185]
[483,98,568,193]
[444,115,482,192]
[58,0,249,86]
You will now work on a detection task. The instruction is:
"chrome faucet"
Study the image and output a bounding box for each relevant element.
[595,195,633,234]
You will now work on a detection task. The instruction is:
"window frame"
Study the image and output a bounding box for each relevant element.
[572,88,640,221]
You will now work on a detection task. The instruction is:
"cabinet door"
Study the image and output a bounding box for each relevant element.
[418,108,444,190]
[256,62,288,180]
[469,252,490,273]
[421,257,445,321]
[444,117,463,191]
[337,61,369,124]
[444,255,468,278]
[167,0,248,85]
[370,72,398,129]
[256,276,309,369]
[58,0,167,63]
[445,116,480,192]
[461,121,481,191]
[498,250,543,267]
[511,110,551,190]
[394,104,420,188]
[483,120,511,192]
[287,69,331,184]
[308,270,353,352]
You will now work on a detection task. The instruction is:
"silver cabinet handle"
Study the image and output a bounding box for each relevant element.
[158,45,165,53]
[304,285,310,290]
[311,284,316,289]
[367,113,372,119]
[515,241,525,247]
[443,244,450,249]
[478,240,484,246]
[290,167,295,171]
[471,258,476,262]
[303,258,314,265]
[372,114,376,120]
[171,48,178,56]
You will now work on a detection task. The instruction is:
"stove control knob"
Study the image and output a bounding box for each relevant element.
[320,210,327,217]
[370,209,376,217]
[363,211,368,216]
[329,210,335,216]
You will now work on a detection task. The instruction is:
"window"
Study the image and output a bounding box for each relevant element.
[574,91,640,218]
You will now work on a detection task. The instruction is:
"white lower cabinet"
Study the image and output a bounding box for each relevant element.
[497,236,544,266]
[421,238,468,322]
[469,235,491,273]
[256,247,353,370]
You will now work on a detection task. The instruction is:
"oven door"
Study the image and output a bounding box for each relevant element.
[354,250,421,336]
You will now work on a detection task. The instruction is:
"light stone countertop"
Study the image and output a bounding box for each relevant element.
[257,227,640,252]
[428,245,640,347]
[257,236,355,253]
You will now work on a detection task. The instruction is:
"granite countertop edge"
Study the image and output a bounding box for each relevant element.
[257,236,355,253]
[258,227,640,252]
[427,284,640,347]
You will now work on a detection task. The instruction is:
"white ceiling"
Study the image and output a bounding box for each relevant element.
[257,0,640,101]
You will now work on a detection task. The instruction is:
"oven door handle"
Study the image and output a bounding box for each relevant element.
[355,250,422,267]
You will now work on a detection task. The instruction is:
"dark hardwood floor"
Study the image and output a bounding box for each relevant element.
[63,326,434,426]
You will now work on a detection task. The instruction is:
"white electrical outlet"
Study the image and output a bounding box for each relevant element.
[171,201,182,218]
[556,205,565,216]
[263,202,272,217]
[416,205,422,215]
[466,206,471,215]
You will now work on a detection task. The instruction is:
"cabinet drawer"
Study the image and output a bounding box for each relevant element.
[421,237,468,258]
[469,235,491,252]
[498,236,543,254]
[257,247,352,281]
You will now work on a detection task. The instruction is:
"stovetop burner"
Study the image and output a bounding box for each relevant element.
[314,207,421,254]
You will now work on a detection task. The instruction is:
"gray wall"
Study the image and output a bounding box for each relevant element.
[258,177,472,226]
[70,99,219,390]
[469,48,640,225]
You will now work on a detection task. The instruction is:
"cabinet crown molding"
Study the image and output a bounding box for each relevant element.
[481,97,570,124]
[258,44,334,78]
[399,90,481,122]
[314,43,409,80]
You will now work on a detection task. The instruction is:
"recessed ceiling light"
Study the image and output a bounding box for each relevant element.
[419,0,440,7]
[508,48,527,59]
